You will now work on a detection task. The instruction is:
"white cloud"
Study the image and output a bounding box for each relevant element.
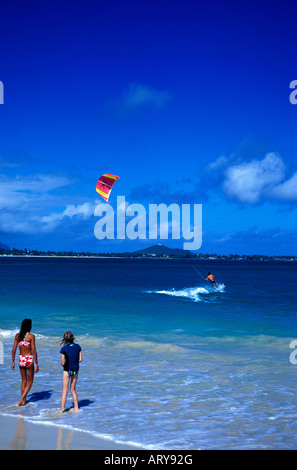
[207,155,228,170]
[41,202,95,230]
[0,173,71,193]
[222,153,286,203]
[271,172,297,200]
[0,213,40,234]
[0,173,72,211]
[122,83,171,110]
[0,172,95,234]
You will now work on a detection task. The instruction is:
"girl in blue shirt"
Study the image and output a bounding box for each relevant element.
[60,331,82,412]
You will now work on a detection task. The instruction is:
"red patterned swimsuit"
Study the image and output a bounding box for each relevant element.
[18,339,34,368]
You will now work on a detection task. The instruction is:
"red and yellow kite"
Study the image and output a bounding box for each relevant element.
[96,174,120,201]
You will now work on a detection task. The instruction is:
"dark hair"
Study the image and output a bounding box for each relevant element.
[60,331,75,345]
[208,272,211,275]
[18,319,32,342]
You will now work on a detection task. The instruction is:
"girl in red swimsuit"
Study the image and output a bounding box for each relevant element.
[11,319,39,406]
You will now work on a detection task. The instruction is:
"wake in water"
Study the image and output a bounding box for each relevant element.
[147,283,225,302]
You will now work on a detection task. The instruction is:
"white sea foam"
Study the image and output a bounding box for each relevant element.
[0,328,45,341]
[147,284,225,302]
[0,328,19,339]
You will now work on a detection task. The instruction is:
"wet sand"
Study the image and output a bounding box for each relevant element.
[0,414,145,450]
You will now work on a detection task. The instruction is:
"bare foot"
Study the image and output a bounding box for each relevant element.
[17,398,27,406]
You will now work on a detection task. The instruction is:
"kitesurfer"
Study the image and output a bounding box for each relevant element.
[205,272,218,287]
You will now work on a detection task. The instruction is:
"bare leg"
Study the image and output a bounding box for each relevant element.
[70,374,79,412]
[61,371,70,412]
[19,367,27,404]
[18,366,34,406]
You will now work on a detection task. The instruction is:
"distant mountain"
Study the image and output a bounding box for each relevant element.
[131,244,194,257]
[0,242,10,250]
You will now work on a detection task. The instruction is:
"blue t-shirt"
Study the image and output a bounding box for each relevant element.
[60,343,81,372]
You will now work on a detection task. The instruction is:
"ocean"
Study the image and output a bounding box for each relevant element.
[0,256,297,449]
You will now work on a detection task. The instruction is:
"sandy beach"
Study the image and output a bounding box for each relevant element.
[0,414,145,450]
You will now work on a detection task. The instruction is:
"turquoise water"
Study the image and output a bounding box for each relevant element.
[0,257,297,449]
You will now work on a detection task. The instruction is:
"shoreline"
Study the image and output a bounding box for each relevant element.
[0,254,296,262]
[0,413,146,450]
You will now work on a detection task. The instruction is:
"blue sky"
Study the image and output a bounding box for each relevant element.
[0,0,297,255]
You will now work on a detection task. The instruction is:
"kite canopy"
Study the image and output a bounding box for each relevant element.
[96,174,120,201]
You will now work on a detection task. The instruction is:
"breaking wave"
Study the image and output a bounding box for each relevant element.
[147,284,225,302]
